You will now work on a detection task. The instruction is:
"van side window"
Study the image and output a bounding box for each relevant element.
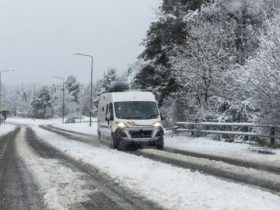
[102,107,104,112]
[105,105,108,115]
[109,103,113,115]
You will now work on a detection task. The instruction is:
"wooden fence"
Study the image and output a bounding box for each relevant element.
[172,122,280,146]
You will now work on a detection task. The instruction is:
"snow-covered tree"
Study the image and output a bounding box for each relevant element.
[97,68,120,94]
[92,68,122,114]
[243,12,280,125]
[132,0,278,123]
[2,84,34,116]
[50,75,81,117]
[65,75,80,103]
[31,86,52,118]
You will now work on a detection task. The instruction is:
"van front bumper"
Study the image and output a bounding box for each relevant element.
[120,136,162,143]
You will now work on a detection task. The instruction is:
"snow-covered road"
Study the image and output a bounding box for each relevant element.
[0,127,44,210]
[17,127,156,210]
[3,118,280,210]
[48,123,280,191]
[0,123,16,136]
[51,120,280,168]
[36,124,280,210]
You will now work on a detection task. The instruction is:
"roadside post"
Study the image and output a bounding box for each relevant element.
[270,127,275,146]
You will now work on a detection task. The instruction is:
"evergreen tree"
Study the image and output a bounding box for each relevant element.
[97,68,120,94]
[65,75,80,103]
[92,68,121,114]
[135,0,213,105]
[31,86,52,117]
[132,0,278,122]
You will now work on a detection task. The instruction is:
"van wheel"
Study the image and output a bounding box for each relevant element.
[98,131,101,141]
[117,140,127,151]
[111,133,119,149]
[156,137,164,150]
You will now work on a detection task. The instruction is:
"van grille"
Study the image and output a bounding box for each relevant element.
[129,130,153,138]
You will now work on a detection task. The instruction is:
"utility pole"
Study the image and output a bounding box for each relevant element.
[33,84,36,97]
[53,76,65,124]
[74,53,93,127]
[79,84,84,123]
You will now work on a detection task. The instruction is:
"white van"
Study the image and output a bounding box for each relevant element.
[97,90,164,150]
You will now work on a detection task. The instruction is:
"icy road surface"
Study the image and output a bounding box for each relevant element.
[36,124,280,210]
[3,118,280,210]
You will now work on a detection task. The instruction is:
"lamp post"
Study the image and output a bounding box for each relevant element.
[74,53,93,127]
[0,70,15,107]
[53,76,65,124]
[79,84,84,123]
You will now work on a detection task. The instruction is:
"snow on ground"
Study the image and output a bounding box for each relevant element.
[7,116,92,127]
[33,125,280,210]
[142,148,280,185]
[50,120,280,166]
[0,123,16,136]
[54,121,98,136]
[165,135,280,166]
[7,117,63,126]
[15,129,93,210]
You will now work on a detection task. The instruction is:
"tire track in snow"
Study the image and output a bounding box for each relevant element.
[46,124,280,174]
[164,147,280,175]
[41,125,99,146]
[0,128,45,210]
[46,125,280,174]
[133,149,280,193]
[43,124,280,194]
[0,142,8,160]
[26,127,162,210]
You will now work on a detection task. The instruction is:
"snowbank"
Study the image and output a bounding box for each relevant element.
[54,121,98,136]
[7,116,95,127]
[165,135,280,166]
[0,124,16,136]
[7,117,63,126]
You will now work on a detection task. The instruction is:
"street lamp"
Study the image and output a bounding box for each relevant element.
[0,70,15,107]
[53,76,65,124]
[74,53,93,127]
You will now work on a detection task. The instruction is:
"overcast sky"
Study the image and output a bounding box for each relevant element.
[0,0,161,86]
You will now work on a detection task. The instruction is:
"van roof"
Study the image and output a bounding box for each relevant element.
[103,91,156,102]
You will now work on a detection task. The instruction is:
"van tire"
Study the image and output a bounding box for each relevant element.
[111,133,119,149]
[117,140,127,151]
[98,131,101,141]
[156,137,164,150]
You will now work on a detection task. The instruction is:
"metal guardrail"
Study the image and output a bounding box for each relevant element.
[172,122,280,146]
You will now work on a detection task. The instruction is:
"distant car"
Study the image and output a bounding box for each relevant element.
[65,117,76,123]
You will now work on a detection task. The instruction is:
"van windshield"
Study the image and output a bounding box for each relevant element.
[114,101,159,119]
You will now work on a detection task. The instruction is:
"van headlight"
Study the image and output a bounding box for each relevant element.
[116,122,127,129]
[153,122,162,128]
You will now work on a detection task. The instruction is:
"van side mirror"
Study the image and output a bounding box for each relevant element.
[160,113,165,121]
[105,113,114,121]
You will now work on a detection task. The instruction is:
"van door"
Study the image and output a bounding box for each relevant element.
[98,104,107,140]
[103,103,114,141]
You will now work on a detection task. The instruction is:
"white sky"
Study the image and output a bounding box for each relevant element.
[0,0,161,85]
